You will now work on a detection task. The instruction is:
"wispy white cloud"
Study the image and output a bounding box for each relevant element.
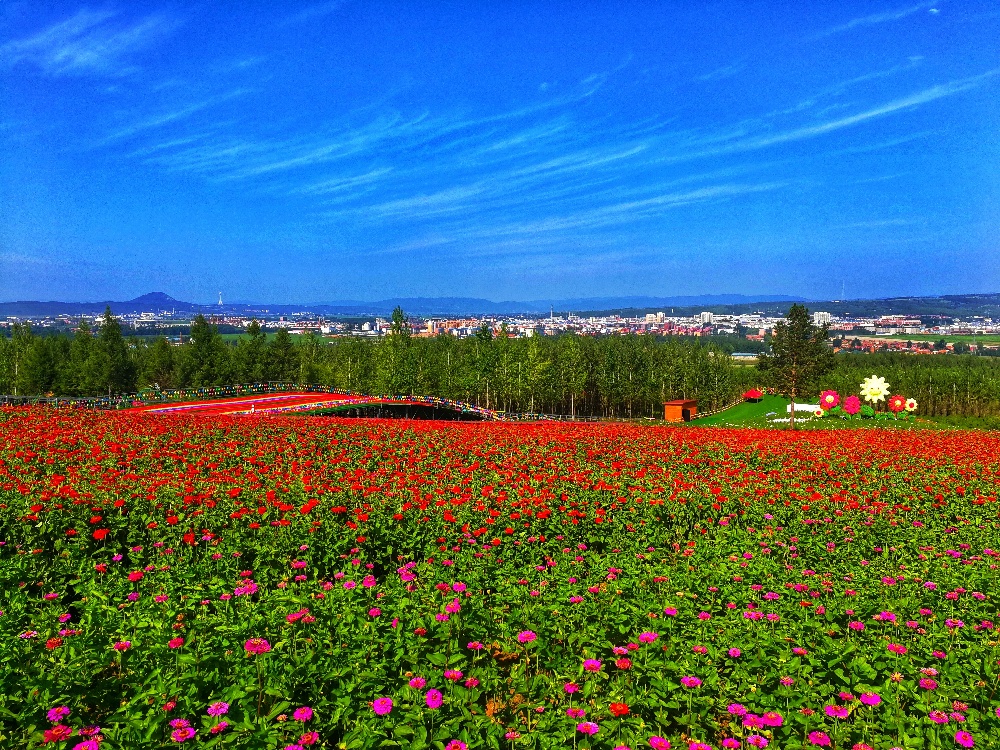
[278,1,349,28]
[100,89,250,144]
[807,1,937,40]
[696,64,744,83]
[0,9,177,77]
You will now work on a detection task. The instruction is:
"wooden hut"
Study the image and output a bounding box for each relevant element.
[663,399,698,422]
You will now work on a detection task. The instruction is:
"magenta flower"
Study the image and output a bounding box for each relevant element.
[680,676,702,688]
[761,711,783,727]
[824,705,849,719]
[567,707,586,718]
[170,726,196,742]
[583,659,602,672]
[747,736,768,748]
[859,693,881,706]
[807,732,831,747]
[292,706,313,722]
[47,706,71,723]
[425,689,443,709]
[564,682,580,694]
[244,638,271,655]
[409,676,426,689]
[721,740,740,750]
[517,630,537,643]
[113,640,131,651]
[728,648,741,658]
[649,738,671,750]
[372,698,393,716]
[955,731,975,748]
[444,741,467,750]
[577,722,599,736]
[728,704,747,716]
[638,631,659,643]
[444,669,463,681]
[206,702,229,717]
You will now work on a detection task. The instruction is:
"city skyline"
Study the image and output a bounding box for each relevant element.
[2,1,999,303]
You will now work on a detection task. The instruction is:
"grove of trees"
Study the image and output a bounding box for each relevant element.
[4,307,1000,418]
[0,308,749,417]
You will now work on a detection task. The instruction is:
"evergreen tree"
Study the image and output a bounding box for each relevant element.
[141,336,176,389]
[94,307,137,394]
[757,304,834,428]
[267,328,298,381]
[235,320,268,383]
[180,315,231,386]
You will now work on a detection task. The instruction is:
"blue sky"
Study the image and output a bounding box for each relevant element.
[1,1,998,303]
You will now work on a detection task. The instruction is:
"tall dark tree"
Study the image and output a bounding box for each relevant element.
[141,336,176,389]
[267,328,298,381]
[757,304,834,428]
[235,320,268,383]
[180,315,231,386]
[94,307,138,395]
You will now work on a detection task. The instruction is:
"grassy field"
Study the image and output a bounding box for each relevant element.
[689,394,1000,430]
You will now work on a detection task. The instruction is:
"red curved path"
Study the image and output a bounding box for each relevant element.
[126,392,421,416]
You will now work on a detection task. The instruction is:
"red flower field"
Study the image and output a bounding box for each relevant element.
[1,408,999,749]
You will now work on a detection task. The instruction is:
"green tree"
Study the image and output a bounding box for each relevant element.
[757,304,834,428]
[180,315,231,386]
[20,337,57,395]
[267,328,298,382]
[92,307,138,395]
[235,320,268,383]
[141,336,176,389]
[55,320,96,395]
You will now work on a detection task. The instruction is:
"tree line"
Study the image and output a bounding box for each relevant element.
[0,307,750,417]
[4,306,1000,418]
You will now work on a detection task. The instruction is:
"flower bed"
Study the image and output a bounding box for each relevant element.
[1,409,998,749]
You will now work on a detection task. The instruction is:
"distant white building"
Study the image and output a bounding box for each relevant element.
[699,311,714,324]
[813,311,832,325]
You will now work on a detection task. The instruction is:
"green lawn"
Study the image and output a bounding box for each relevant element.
[691,394,795,427]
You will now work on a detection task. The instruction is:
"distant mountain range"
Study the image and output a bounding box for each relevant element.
[0,292,805,318]
[1,291,999,319]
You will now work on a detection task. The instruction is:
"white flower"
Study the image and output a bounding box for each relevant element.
[905,398,918,412]
[860,375,890,403]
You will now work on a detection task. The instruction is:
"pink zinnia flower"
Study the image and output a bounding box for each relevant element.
[206,702,229,717]
[292,706,313,722]
[425,689,443,709]
[444,742,467,750]
[859,693,881,706]
[244,638,271,655]
[564,682,580,693]
[583,659,602,672]
[168,637,184,649]
[825,705,849,719]
[577,722,599,736]
[372,698,392,716]
[409,676,426,688]
[807,732,831,747]
[47,706,71,722]
[638,631,659,643]
[955,731,975,748]
[649,738,671,750]
[517,630,537,643]
[680,676,702,688]
[113,640,131,651]
[170,726,196,742]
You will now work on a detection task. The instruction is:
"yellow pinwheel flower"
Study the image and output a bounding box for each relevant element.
[860,375,890,403]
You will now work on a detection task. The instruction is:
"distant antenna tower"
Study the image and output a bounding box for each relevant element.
[218,292,223,306]
[841,280,845,301]
[550,305,554,322]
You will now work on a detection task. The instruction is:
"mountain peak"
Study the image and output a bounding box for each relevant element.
[128,292,180,305]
